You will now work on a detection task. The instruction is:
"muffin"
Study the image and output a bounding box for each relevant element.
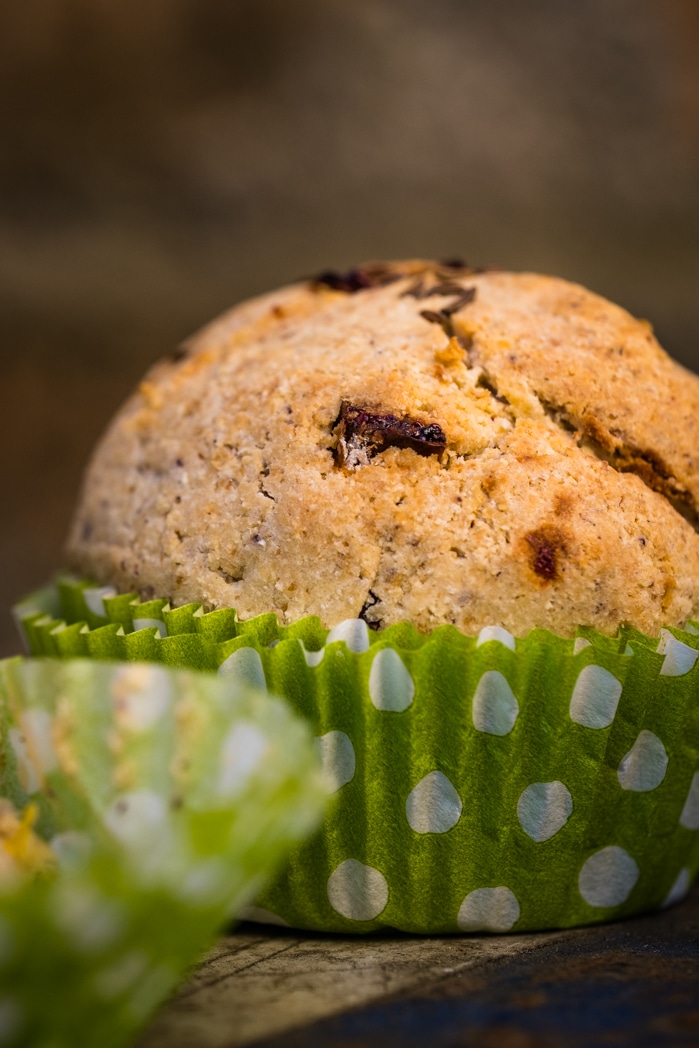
[66,259,699,638]
[18,260,699,933]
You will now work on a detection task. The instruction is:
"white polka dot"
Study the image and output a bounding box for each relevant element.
[517,781,573,842]
[105,790,169,848]
[327,859,389,921]
[299,640,325,667]
[83,585,117,618]
[680,772,699,830]
[662,868,692,909]
[617,730,668,792]
[218,646,267,690]
[457,887,520,932]
[238,906,289,927]
[569,664,622,729]
[578,846,639,907]
[315,731,356,793]
[573,637,591,654]
[50,831,93,872]
[657,630,699,677]
[327,619,370,653]
[406,771,462,834]
[8,728,40,794]
[219,722,269,798]
[178,859,230,904]
[8,709,56,794]
[132,617,167,638]
[476,626,516,651]
[111,664,172,731]
[19,708,57,776]
[472,671,519,736]
[368,648,415,712]
[684,621,699,636]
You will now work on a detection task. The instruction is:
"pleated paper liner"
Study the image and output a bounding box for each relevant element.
[15,577,699,934]
[0,656,326,1048]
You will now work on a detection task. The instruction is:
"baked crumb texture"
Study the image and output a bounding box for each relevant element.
[67,261,699,637]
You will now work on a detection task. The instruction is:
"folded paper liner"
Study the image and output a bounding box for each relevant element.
[0,654,325,1048]
[15,577,699,935]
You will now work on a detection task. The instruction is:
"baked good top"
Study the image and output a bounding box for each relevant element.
[67,260,699,637]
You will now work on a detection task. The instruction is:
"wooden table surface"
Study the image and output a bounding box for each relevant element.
[141,885,699,1047]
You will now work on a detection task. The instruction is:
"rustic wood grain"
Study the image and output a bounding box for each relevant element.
[140,887,699,1047]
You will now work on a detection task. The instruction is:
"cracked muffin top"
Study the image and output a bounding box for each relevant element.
[67,260,699,637]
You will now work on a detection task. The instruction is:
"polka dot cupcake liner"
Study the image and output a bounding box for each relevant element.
[15,577,699,934]
[0,656,326,1048]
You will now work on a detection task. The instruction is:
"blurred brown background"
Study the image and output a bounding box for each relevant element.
[2,0,699,655]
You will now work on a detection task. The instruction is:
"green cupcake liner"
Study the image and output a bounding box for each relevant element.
[15,577,699,935]
[0,656,326,1048]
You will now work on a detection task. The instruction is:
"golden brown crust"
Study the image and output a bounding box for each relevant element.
[67,261,699,637]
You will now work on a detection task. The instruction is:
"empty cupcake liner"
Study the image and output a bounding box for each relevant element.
[0,655,326,1048]
[15,577,699,934]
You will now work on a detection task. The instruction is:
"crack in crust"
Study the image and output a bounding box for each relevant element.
[452,339,699,528]
[314,265,697,532]
[418,286,477,339]
[536,397,699,529]
[401,277,477,313]
[462,356,698,531]
[475,371,513,410]
[358,588,382,630]
[332,401,446,469]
